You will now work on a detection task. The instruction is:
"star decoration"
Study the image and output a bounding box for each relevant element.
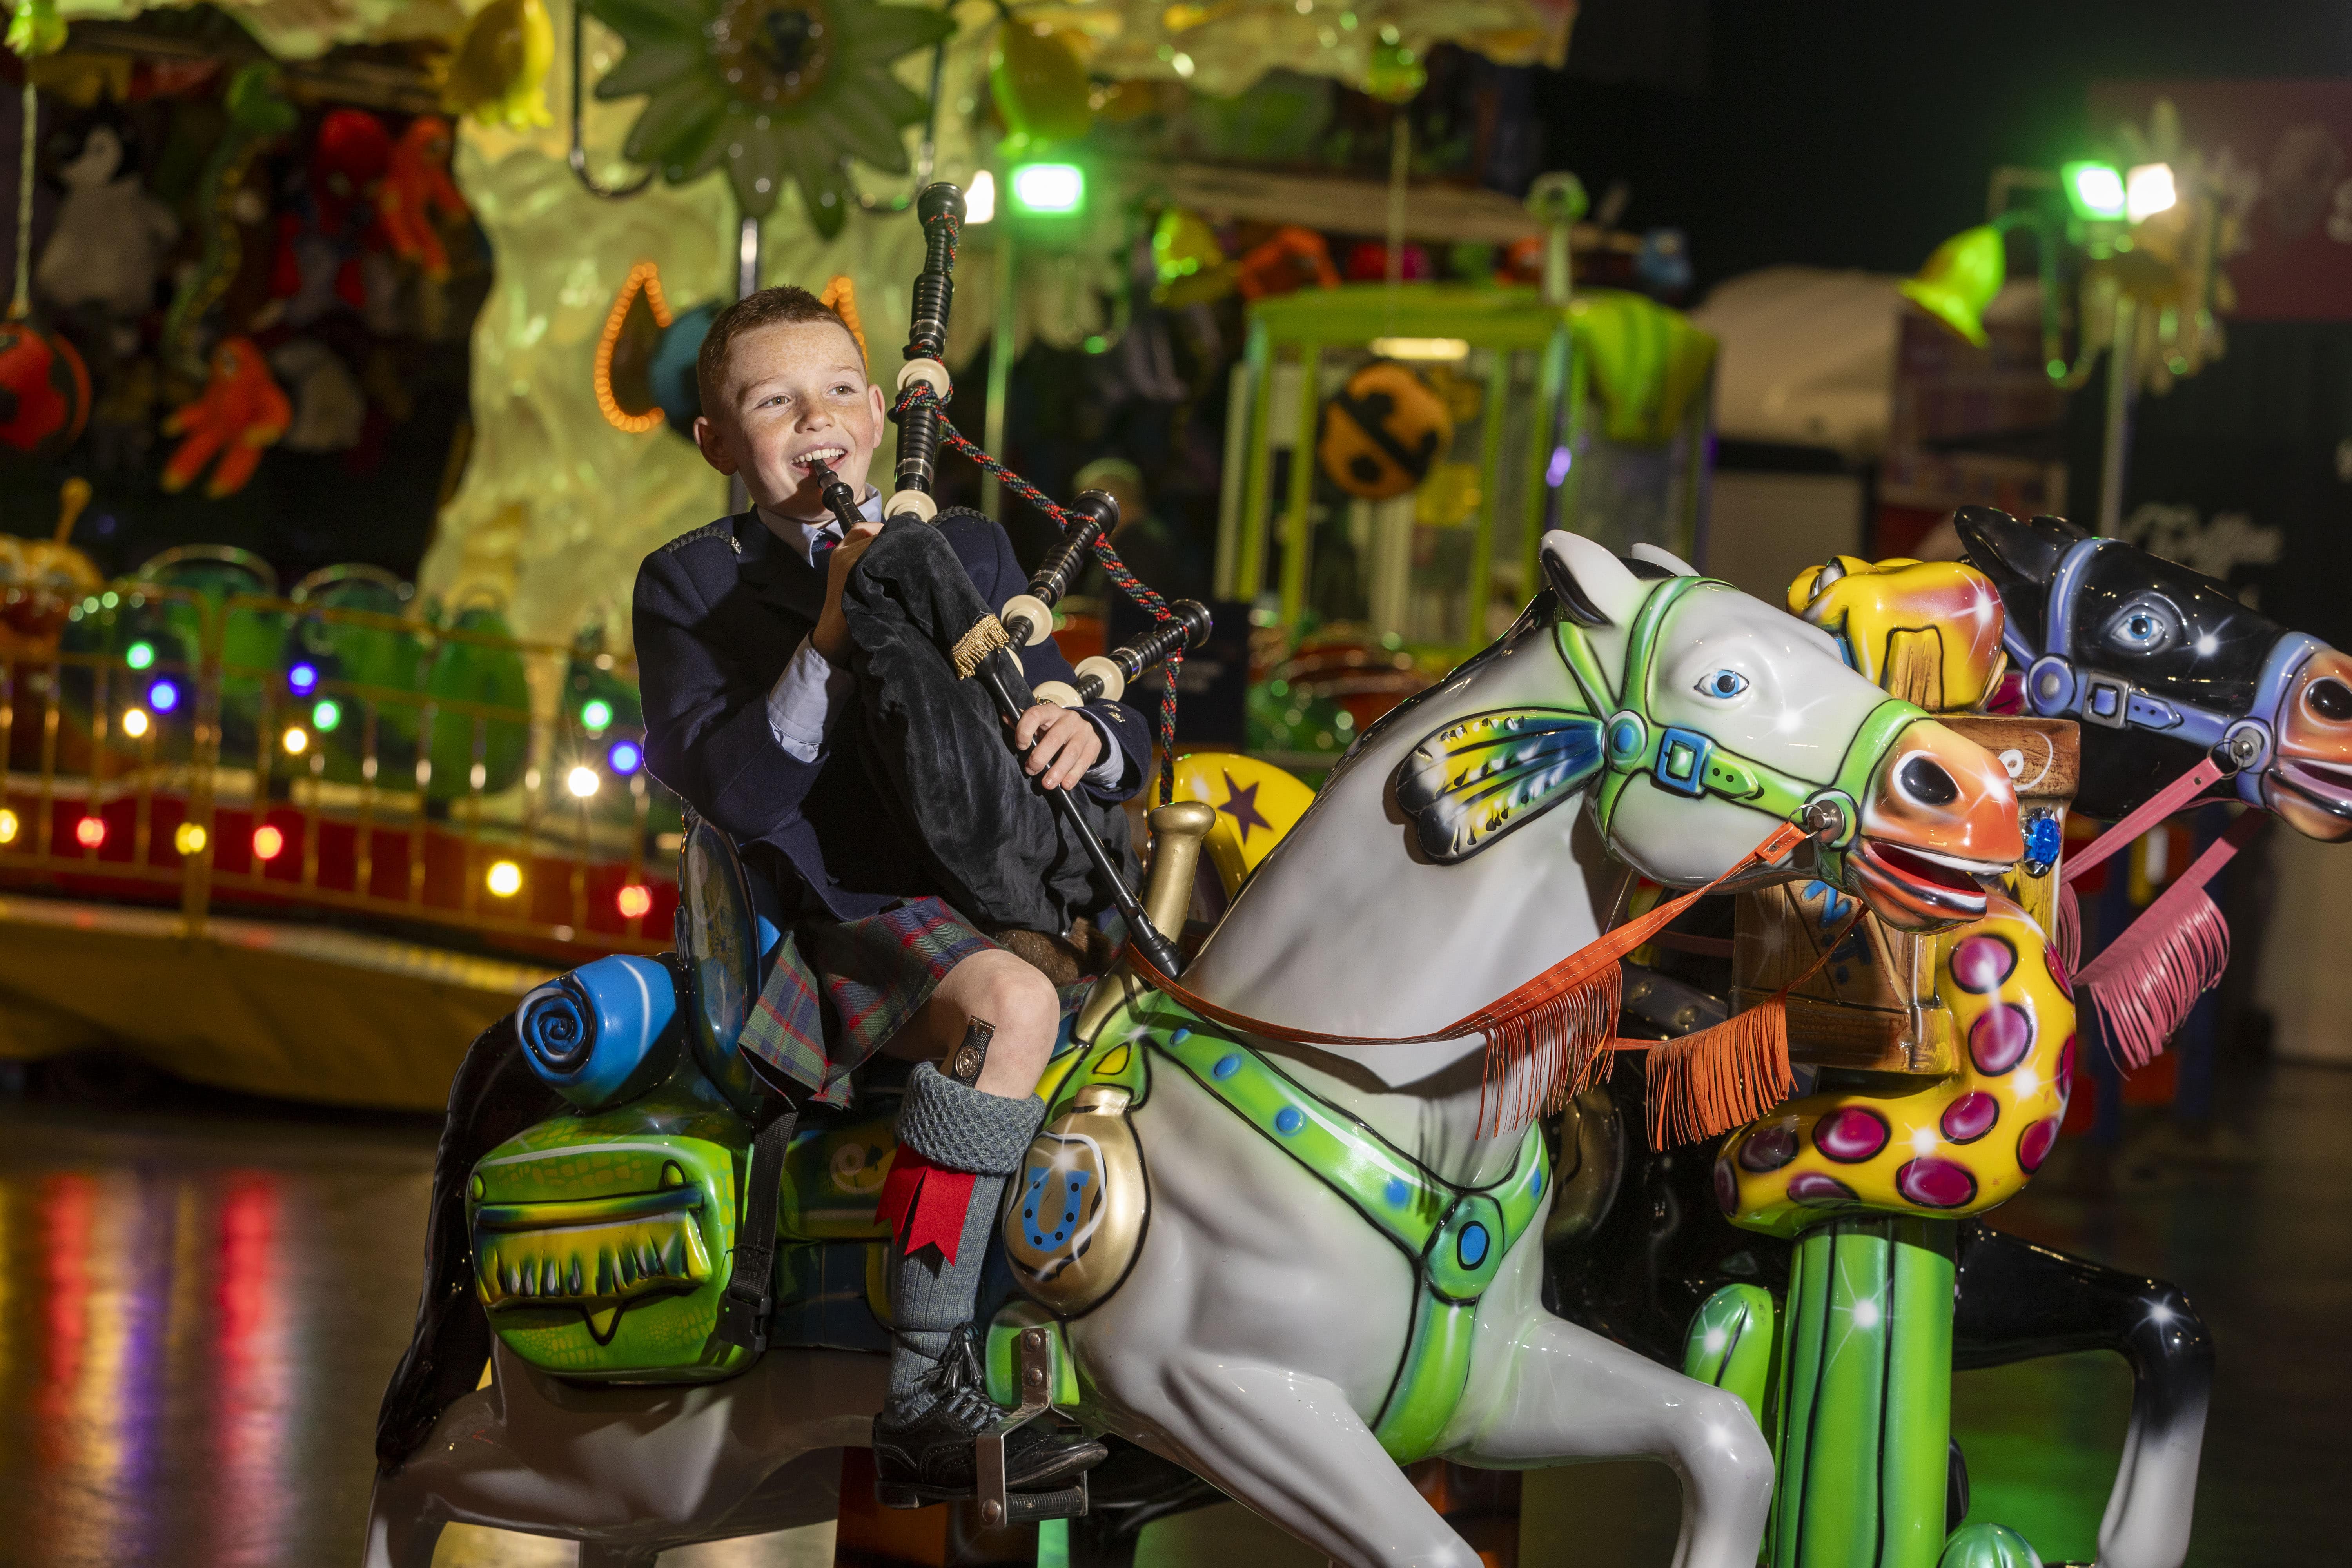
[1217,771,1273,843]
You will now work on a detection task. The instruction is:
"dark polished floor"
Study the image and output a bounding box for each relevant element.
[0,1059,2340,1567]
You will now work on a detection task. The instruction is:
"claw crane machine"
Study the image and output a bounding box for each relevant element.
[1215,176,1720,714]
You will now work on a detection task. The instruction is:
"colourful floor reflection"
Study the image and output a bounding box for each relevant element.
[0,1066,2339,1565]
[0,1105,425,1568]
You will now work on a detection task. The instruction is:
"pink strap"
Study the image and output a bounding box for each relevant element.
[2147,809,2263,904]
[2062,757,2225,886]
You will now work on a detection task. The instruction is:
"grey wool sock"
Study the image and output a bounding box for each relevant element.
[885,1062,1046,1418]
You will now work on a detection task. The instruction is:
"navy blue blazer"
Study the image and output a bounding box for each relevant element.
[633,508,1152,920]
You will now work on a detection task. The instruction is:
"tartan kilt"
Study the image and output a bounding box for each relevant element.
[737,896,998,1107]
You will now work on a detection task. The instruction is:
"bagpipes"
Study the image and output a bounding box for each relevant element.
[812,182,1207,979]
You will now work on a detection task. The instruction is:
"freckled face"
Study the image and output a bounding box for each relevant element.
[693,318,886,520]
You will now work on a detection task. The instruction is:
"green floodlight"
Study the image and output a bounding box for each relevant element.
[1010,162,1085,216]
[124,641,155,671]
[2062,160,2126,221]
[580,698,614,732]
[311,698,342,733]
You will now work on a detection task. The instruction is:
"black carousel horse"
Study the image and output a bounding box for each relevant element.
[1958,505,2352,840]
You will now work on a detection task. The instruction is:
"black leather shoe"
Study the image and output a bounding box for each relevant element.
[872,1326,1107,1506]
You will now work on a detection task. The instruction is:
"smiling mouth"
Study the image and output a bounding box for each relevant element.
[1848,839,2002,921]
[791,446,848,475]
[2270,757,2352,818]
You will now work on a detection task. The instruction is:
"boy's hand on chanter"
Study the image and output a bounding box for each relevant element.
[809,518,885,662]
[1013,703,1105,791]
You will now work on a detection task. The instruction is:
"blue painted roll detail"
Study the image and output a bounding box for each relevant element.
[1456,1221,1490,1269]
[1274,1107,1305,1135]
[517,954,681,1110]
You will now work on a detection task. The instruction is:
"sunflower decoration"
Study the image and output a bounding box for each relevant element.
[587,0,952,236]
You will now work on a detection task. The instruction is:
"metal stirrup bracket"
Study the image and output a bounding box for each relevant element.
[975,1325,1085,1527]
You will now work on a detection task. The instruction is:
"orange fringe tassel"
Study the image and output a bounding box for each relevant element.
[1474,959,1623,1136]
[1129,822,1810,1138]
[1642,995,1794,1149]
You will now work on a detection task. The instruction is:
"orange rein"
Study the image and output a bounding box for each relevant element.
[1127,821,1809,1136]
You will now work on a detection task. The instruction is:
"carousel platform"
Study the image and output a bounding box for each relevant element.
[0,890,548,1111]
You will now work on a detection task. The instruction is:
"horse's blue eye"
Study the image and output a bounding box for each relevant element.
[2107,602,2175,652]
[1696,670,1748,698]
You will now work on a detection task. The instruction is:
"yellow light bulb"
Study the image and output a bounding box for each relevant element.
[121,708,150,739]
[486,860,524,897]
[283,726,309,755]
[173,822,208,856]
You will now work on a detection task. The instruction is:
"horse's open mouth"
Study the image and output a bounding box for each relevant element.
[1848,839,2000,923]
[2271,757,2352,820]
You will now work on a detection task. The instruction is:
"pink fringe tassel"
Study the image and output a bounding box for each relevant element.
[2075,884,2230,1069]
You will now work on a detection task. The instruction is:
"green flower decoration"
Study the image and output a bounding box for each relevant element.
[587,0,951,234]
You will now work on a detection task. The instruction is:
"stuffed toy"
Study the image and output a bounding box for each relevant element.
[35,114,178,320]
[376,117,470,281]
[162,336,290,497]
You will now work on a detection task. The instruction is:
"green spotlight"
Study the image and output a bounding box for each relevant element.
[2062,160,2126,221]
[125,641,156,671]
[580,698,614,732]
[1011,163,1085,216]
[311,698,342,733]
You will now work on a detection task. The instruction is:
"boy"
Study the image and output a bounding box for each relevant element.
[633,287,1145,1502]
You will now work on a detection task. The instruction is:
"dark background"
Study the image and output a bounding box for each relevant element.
[1544,0,2352,292]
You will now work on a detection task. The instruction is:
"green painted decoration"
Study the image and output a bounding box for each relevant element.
[467,1076,757,1381]
[1936,1522,2044,1568]
[1682,1282,1776,1435]
[586,0,953,232]
[1134,992,1549,1463]
[1770,1217,1957,1568]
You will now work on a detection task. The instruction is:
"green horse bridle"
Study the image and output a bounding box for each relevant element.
[1556,573,1929,885]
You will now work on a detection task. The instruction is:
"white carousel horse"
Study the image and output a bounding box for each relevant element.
[363,532,2022,1568]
